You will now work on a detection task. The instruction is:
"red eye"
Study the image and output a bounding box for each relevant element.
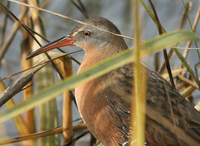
[83,31,90,36]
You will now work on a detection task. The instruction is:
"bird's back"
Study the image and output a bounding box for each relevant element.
[86,63,200,145]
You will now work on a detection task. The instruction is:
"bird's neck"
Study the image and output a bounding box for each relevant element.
[77,44,127,73]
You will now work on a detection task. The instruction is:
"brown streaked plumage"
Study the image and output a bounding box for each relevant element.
[27,17,200,145]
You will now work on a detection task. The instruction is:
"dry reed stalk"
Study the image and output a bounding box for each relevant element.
[0,1,30,137]
[20,1,36,145]
[20,0,36,134]
[28,0,59,145]
[0,81,30,136]
[52,54,73,144]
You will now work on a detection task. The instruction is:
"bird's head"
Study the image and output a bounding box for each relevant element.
[27,17,128,59]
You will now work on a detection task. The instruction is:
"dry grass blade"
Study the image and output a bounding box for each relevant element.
[0,4,28,62]
[158,49,174,74]
[182,6,200,59]
[139,0,166,33]
[179,2,192,29]
[142,0,199,87]
[0,1,64,80]
[0,50,82,82]
[149,0,175,88]
[178,74,199,89]
[181,0,200,59]
[0,1,10,47]
[78,0,88,14]
[0,80,30,136]
[71,0,88,18]
[182,85,196,98]
[8,0,138,41]
[63,130,89,146]
[0,51,69,108]
[40,0,53,8]
[161,68,186,79]
[0,62,45,107]
[0,124,87,145]
[158,2,192,74]
[173,48,199,87]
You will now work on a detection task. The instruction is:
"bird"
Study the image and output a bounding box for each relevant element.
[27,17,200,145]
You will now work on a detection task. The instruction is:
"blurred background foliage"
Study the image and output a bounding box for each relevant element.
[0,0,200,145]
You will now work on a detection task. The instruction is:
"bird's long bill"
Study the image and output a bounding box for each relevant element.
[26,36,74,59]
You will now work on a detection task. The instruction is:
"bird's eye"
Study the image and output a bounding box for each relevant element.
[83,31,90,36]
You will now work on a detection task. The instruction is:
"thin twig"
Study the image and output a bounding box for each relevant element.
[0,3,28,62]
[158,2,192,74]
[0,124,87,145]
[149,0,175,88]
[63,130,89,146]
[183,6,200,59]
[0,50,82,82]
[71,0,88,18]
[1,1,10,47]
[0,2,64,80]
[8,0,140,41]
[25,26,81,65]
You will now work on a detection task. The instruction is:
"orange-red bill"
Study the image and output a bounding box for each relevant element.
[26,36,74,59]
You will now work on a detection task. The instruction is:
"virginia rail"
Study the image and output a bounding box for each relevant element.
[27,17,200,145]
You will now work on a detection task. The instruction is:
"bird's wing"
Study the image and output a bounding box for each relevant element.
[146,68,200,145]
[98,63,133,144]
[100,63,200,145]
